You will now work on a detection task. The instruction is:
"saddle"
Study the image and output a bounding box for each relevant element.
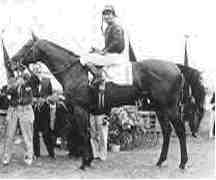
[86,62,133,109]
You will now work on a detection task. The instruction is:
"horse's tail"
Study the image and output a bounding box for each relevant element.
[176,64,206,121]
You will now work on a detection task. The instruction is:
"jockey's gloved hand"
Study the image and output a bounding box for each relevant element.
[89,47,96,53]
[90,47,104,55]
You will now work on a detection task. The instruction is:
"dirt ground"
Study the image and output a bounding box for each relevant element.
[0,131,215,179]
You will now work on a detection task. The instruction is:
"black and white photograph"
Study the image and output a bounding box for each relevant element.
[0,0,215,178]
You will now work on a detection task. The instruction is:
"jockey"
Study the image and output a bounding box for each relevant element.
[80,5,127,85]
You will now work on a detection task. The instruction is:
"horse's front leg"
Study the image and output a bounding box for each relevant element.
[80,132,93,170]
[73,105,93,170]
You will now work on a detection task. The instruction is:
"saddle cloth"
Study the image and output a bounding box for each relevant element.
[103,62,133,85]
[88,62,133,86]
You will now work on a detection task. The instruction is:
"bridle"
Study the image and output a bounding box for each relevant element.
[16,42,36,70]
[17,41,80,76]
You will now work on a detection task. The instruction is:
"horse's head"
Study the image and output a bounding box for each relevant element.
[11,32,41,68]
[12,32,81,79]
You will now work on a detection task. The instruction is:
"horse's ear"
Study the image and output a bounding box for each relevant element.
[31,31,39,42]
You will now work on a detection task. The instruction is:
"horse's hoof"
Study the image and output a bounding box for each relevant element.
[179,163,186,169]
[156,161,162,167]
[49,154,56,160]
[86,162,91,167]
[80,165,86,170]
[156,158,165,167]
[68,153,76,159]
[86,158,93,167]
[87,161,93,167]
[49,157,56,160]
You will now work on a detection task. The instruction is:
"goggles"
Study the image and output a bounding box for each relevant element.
[102,10,113,15]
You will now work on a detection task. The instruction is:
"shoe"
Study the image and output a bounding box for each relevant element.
[24,155,33,165]
[56,137,62,145]
[49,154,56,159]
[33,155,40,160]
[2,155,10,165]
[14,137,22,145]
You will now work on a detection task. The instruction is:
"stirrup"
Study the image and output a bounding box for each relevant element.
[99,80,105,91]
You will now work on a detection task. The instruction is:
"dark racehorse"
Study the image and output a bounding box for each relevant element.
[11,34,187,170]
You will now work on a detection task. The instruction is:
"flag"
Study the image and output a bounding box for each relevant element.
[1,39,14,81]
[184,36,189,66]
[129,40,137,62]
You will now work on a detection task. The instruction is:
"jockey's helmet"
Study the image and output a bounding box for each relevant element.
[102,5,117,17]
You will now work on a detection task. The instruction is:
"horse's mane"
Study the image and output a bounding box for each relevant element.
[45,40,80,59]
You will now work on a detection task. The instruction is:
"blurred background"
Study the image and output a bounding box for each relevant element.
[0,0,215,93]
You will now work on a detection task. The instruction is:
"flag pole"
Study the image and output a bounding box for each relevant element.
[184,34,189,67]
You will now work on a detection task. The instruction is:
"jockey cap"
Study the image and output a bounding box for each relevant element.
[102,5,117,17]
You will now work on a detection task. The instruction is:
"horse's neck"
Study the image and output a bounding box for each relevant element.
[41,56,87,90]
[38,41,88,90]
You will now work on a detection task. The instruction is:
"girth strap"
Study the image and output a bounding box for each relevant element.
[98,81,106,109]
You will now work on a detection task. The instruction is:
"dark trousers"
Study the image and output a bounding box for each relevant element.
[33,103,55,158]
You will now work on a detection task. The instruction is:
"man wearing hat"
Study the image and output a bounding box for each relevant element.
[30,63,56,159]
[2,71,35,165]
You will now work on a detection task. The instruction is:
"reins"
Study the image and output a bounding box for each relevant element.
[17,42,81,76]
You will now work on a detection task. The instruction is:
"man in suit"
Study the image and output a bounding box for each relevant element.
[30,64,55,159]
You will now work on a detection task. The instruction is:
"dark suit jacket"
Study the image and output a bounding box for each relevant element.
[29,74,40,97]
[38,77,53,98]
[30,74,52,98]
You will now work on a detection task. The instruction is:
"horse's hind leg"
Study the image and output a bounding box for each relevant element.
[170,116,188,169]
[156,111,172,167]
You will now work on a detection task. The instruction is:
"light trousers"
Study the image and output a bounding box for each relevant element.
[3,105,34,162]
[90,114,109,160]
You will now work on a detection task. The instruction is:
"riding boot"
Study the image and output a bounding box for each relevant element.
[85,62,104,86]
